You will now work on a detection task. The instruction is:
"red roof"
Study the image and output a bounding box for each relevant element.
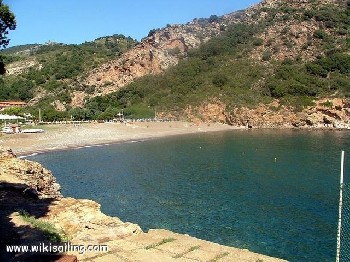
[0,101,26,105]
[0,101,26,109]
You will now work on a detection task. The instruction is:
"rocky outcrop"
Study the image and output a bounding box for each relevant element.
[0,147,62,199]
[0,147,16,159]
[82,42,165,96]
[51,100,67,112]
[184,101,229,125]
[70,91,86,108]
[6,58,42,75]
[80,14,243,100]
[45,197,142,243]
[303,98,350,129]
[184,98,350,129]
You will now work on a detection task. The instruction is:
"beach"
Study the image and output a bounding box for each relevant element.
[0,121,238,155]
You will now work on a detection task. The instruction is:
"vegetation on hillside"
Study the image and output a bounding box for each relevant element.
[1,1,350,122]
[83,1,350,120]
[85,23,269,120]
[0,35,138,103]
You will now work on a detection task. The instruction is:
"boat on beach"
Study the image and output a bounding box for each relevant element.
[21,128,45,133]
[1,125,45,134]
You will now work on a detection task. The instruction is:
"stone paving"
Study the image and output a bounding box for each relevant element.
[75,229,286,262]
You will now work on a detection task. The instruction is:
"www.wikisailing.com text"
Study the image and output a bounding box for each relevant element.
[6,242,108,255]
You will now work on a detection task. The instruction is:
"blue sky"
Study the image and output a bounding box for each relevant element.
[4,0,261,47]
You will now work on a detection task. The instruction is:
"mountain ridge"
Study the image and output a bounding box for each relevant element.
[1,0,349,128]
[78,10,251,100]
[73,0,350,105]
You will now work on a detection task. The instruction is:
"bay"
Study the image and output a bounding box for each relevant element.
[27,129,350,261]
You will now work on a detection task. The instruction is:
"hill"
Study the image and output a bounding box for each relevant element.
[1,0,350,127]
[0,35,137,111]
[83,0,350,126]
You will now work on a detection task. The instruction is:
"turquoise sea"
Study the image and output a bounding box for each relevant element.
[27,129,350,261]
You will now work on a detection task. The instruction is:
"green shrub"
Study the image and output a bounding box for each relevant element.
[253,38,264,46]
[18,210,69,242]
[313,30,327,39]
[320,100,333,107]
[262,51,272,61]
[212,74,228,87]
[306,63,328,77]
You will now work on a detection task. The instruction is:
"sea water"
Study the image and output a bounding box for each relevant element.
[27,129,350,261]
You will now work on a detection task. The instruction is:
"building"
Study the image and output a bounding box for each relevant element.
[0,101,27,110]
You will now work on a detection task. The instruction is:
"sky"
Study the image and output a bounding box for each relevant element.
[4,0,261,47]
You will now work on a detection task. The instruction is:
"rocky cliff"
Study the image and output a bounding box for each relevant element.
[184,98,350,129]
[5,58,42,75]
[0,148,61,199]
[77,12,247,105]
[80,0,345,97]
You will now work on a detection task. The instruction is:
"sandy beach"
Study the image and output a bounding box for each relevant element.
[0,121,238,155]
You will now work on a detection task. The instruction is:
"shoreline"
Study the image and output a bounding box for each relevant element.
[1,121,349,157]
[0,121,241,156]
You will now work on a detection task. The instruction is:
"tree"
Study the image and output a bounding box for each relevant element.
[0,0,16,74]
[209,15,219,23]
[3,106,24,116]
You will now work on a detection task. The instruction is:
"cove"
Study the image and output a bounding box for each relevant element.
[27,129,350,261]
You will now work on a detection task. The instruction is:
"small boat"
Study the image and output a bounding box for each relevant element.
[21,128,45,133]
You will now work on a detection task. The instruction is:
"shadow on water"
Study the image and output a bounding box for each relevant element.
[0,182,76,262]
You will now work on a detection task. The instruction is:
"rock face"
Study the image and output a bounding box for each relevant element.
[45,197,142,243]
[80,0,345,98]
[184,98,350,129]
[79,12,247,102]
[0,147,62,199]
[5,58,42,75]
[81,21,224,98]
[185,101,229,125]
[245,0,345,62]
[51,99,67,112]
[0,147,16,159]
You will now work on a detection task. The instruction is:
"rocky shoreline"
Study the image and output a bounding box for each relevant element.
[183,98,350,130]
[0,146,286,261]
